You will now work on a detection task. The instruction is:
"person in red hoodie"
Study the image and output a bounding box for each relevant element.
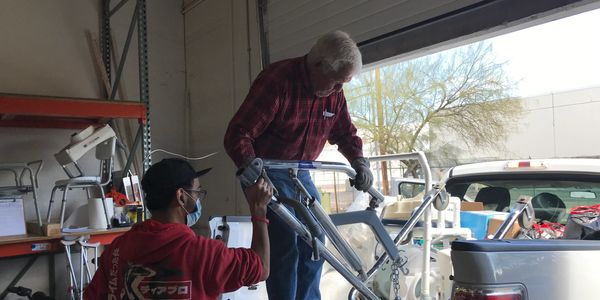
[84,158,272,300]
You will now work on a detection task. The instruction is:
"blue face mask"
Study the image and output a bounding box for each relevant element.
[181,191,202,227]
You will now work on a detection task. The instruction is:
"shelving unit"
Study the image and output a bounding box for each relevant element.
[0,227,130,259]
[0,228,129,299]
[0,93,146,129]
[102,0,152,171]
[0,1,151,298]
[0,93,147,235]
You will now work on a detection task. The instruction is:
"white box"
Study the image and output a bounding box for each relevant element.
[123,175,144,203]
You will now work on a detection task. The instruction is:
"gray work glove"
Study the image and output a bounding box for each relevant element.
[351,157,373,192]
[237,157,278,196]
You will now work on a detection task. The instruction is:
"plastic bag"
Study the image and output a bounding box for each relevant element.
[564,204,600,239]
[524,221,565,239]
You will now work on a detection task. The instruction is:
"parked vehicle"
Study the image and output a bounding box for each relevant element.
[447,158,600,300]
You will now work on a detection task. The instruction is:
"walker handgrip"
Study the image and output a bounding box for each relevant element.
[349,178,385,205]
[236,158,263,188]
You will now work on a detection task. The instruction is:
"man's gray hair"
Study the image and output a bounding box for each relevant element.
[307,31,362,75]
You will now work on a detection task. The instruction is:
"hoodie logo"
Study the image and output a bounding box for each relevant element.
[121,263,190,299]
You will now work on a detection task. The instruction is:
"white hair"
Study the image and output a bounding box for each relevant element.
[307,31,362,75]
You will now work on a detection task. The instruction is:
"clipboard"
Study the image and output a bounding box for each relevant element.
[0,198,27,236]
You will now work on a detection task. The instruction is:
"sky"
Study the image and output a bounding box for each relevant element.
[486,8,600,97]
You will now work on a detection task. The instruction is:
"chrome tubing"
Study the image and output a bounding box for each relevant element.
[494,204,524,239]
[370,151,434,298]
[268,200,378,300]
[372,189,436,273]
[350,151,436,300]
[367,151,433,192]
[309,200,367,280]
[348,190,439,300]
[287,168,367,280]
[316,238,378,300]
[268,198,313,239]
[263,154,436,299]
[493,196,533,240]
[262,159,385,204]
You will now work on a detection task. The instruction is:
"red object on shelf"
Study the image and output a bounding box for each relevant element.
[0,93,147,129]
[106,187,134,207]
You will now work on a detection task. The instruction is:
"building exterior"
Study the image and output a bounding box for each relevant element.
[436,85,600,165]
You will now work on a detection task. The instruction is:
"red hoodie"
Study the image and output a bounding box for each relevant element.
[84,219,262,300]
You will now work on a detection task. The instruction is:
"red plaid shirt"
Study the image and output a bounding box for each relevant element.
[224,56,363,167]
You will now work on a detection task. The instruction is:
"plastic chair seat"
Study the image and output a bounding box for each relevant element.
[0,162,29,169]
[46,133,116,231]
[0,185,33,194]
[55,177,102,187]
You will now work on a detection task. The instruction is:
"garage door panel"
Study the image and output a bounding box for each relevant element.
[351,0,481,43]
[266,0,482,62]
[269,0,333,27]
[269,0,369,53]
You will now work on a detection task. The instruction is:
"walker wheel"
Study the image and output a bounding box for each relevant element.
[433,189,450,211]
[518,203,535,229]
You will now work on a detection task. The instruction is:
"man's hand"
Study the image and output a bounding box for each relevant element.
[244,177,273,217]
[351,157,373,192]
[244,176,273,281]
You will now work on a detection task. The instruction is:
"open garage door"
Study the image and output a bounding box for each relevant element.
[262,0,481,62]
[260,0,599,65]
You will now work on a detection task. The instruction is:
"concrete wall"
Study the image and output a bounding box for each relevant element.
[0,1,185,299]
[437,86,600,164]
[506,86,600,159]
[183,0,262,232]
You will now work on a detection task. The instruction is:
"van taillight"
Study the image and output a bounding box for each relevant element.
[453,285,525,300]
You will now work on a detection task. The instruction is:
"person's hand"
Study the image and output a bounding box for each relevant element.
[244,177,273,217]
[236,156,262,188]
[351,157,373,192]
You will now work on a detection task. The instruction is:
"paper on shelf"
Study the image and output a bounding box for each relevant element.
[0,198,27,236]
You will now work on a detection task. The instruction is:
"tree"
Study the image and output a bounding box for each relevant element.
[345,42,522,190]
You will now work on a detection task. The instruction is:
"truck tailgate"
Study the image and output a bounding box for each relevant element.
[451,240,600,300]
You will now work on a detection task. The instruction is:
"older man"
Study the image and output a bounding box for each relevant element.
[224,31,373,300]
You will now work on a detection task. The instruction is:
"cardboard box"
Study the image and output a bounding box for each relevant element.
[382,198,422,221]
[461,201,484,211]
[26,222,61,236]
[487,215,521,239]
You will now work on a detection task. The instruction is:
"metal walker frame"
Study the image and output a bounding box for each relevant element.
[242,151,443,300]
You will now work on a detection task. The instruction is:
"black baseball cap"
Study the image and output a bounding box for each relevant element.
[141,158,211,197]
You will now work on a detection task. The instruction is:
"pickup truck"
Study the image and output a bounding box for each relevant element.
[446,158,600,300]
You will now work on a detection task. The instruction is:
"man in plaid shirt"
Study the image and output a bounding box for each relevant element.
[224,31,373,300]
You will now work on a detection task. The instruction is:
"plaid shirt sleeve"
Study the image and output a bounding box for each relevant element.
[224,69,281,167]
[328,90,364,162]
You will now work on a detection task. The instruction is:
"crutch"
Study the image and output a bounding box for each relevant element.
[78,236,100,297]
[61,239,80,300]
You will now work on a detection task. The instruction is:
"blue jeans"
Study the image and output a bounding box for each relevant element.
[266,169,324,300]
